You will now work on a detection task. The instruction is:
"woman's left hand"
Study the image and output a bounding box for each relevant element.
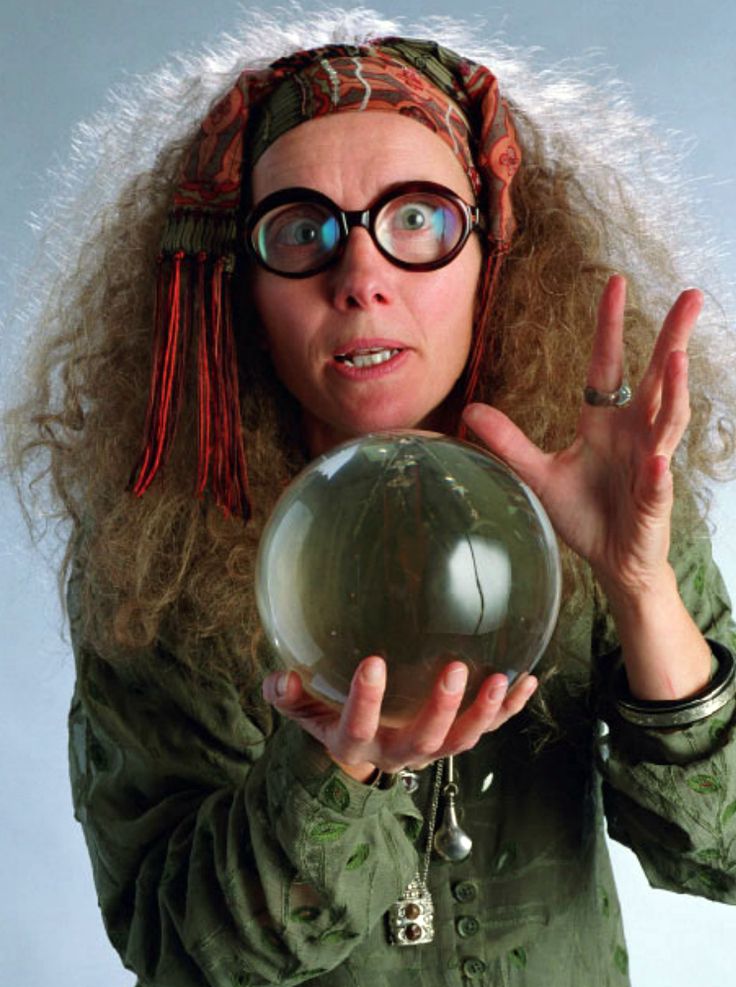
[464,274,714,701]
[463,274,702,599]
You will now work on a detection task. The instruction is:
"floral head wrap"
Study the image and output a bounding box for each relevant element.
[130,38,521,518]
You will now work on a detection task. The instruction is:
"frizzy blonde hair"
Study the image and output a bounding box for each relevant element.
[5,7,735,700]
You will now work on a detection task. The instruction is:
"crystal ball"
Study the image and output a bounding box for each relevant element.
[256,431,560,726]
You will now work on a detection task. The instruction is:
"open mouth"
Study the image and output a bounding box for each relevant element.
[334,346,402,369]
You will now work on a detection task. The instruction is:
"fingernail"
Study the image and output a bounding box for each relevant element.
[488,678,508,701]
[362,658,384,685]
[276,672,289,698]
[463,404,482,426]
[444,665,468,693]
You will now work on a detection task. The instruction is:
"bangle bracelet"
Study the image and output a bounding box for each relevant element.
[614,639,736,728]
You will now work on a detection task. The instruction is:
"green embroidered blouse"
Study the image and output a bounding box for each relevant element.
[68,524,736,987]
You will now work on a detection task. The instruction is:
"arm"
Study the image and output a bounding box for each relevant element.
[463,274,736,900]
[68,572,422,986]
[464,277,713,702]
[593,529,736,901]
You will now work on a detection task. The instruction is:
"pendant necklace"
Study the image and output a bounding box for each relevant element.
[387,754,474,946]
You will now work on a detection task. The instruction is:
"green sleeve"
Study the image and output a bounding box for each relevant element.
[595,525,736,903]
[67,583,422,985]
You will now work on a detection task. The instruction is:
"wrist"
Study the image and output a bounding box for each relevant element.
[599,565,712,701]
[597,562,678,614]
[612,640,735,728]
[329,755,378,785]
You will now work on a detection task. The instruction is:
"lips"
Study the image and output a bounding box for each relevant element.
[334,346,401,368]
[331,338,409,379]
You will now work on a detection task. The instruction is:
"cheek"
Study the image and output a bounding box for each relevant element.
[431,246,483,334]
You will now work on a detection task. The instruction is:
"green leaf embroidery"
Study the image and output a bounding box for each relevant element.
[319,928,358,943]
[613,945,629,976]
[404,816,423,843]
[509,947,527,969]
[291,906,321,923]
[598,885,611,917]
[722,800,736,826]
[346,843,370,871]
[321,777,350,813]
[695,848,721,863]
[693,564,705,595]
[308,819,349,844]
[687,774,721,794]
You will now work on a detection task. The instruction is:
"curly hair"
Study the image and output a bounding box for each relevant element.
[5,7,735,711]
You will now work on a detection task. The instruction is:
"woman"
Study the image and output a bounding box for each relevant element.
[7,12,736,987]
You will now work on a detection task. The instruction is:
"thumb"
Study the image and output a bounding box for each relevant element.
[634,453,674,518]
[462,403,549,493]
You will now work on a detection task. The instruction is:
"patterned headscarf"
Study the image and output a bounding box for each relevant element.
[130,38,521,518]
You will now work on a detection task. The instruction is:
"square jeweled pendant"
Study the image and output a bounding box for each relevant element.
[387,876,434,946]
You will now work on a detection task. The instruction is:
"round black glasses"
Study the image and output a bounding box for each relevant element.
[244,181,484,278]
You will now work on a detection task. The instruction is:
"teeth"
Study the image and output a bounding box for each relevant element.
[337,347,400,368]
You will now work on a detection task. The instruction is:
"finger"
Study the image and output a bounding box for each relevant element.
[650,350,690,457]
[261,669,300,707]
[261,671,341,746]
[638,289,702,414]
[491,674,539,729]
[462,403,550,496]
[333,656,386,759]
[439,673,509,752]
[586,274,627,392]
[401,662,469,766]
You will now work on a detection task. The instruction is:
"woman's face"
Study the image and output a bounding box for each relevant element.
[250,111,483,455]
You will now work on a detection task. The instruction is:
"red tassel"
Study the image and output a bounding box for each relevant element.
[196,257,251,519]
[130,251,189,496]
[195,253,212,498]
[131,249,250,518]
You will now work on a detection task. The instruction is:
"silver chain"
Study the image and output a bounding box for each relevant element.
[419,757,445,884]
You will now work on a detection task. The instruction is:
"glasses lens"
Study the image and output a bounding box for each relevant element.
[375,192,465,264]
[252,202,340,274]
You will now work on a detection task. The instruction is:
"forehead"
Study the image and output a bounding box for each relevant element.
[250,112,474,206]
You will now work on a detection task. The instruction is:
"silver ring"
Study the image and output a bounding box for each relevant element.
[583,382,633,408]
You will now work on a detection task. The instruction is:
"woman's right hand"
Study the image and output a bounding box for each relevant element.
[261,656,538,783]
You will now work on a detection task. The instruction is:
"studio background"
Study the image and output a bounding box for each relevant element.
[1,2,734,985]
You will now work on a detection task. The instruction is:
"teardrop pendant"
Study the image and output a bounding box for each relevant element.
[433,756,473,862]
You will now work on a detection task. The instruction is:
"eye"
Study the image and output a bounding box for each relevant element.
[250,200,342,274]
[375,192,465,263]
[394,202,433,232]
[271,214,324,247]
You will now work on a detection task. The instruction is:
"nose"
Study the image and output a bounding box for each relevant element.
[329,227,392,311]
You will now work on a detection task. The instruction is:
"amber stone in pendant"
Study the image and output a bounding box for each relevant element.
[404,903,421,920]
[405,923,422,942]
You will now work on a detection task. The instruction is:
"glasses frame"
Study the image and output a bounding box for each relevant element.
[243,180,485,278]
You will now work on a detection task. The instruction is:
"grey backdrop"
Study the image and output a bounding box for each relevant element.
[1,2,734,985]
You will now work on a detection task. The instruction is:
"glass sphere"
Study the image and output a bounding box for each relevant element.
[256,431,561,726]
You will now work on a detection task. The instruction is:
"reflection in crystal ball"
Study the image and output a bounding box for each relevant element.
[256,431,561,726]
